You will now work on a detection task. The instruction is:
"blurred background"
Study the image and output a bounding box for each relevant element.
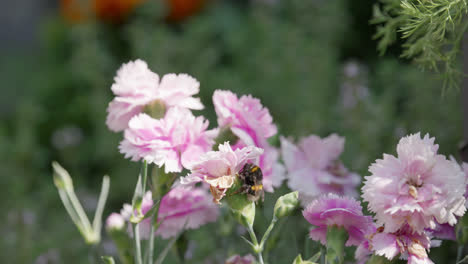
[0,0,463,263]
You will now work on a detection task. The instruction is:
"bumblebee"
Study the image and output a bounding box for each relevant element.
[238,163,264,202]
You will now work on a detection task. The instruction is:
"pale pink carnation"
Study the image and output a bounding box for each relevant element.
[302,194,375,247]
[180,142,264,204]
[106,59,203,132]
[370,225,434,264]
[225,254,256,264]
[119,107,217,172]
[362,133,466,234]
[213,90,284,191]
[281,134,360,205]
[156,186,219,239]
[213,90,276,141]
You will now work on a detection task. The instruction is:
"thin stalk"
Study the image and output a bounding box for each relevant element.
[142,160,148,193]
[259,217,278,250]
[147,222,155,264]
[133,223,143,264]
[456,244,464,263]
[67,187,94,237]
[58,189,88,237]
[155,235,178,264]
[246,225,264,264]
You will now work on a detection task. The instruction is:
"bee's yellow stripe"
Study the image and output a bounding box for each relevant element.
[251,166,259,172]
[251,185,263,191]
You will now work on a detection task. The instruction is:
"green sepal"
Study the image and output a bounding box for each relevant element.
[142,99,166,119]
[213,126,239,150]
[130,172,144,222]
[326,226,348,264]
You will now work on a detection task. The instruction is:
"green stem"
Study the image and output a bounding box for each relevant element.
[147,222,155,264]
[133,223,143,264]
[155,235,179,264]
[456,244,464,263]
[142,160,148,193]
[246,225,264,264]
[259,217,277,250]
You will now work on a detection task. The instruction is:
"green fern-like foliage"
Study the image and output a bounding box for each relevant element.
[373,0,468,90]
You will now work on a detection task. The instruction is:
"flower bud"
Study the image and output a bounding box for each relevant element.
[274,191,299,219]
[105,213,125,232]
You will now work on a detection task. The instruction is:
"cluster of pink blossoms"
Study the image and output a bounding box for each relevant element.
[362,133,467,263]
[301,133,467,264]
[104,59,286,240]
[281,134,360,205]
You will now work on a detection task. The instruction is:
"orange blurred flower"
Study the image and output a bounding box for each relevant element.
[60,0,208,24]
[93,0,145,22]
[166,0,207,22]
[60,0,91,23]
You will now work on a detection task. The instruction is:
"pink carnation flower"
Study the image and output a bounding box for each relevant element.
[302,194,375,247]
[180,142,264,204]
[119,107,217,172]
[362,133,466,234]
[281,134,360,205]
[119,187,218,239]
[106,59,203,132]
[156,186,219,239]
[370,225,434,264]
[213,90,284,192]
[225,254,256,264]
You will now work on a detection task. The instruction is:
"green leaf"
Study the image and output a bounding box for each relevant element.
[101,256,116,264]
[292,254,318,264]
[274,191,299,219]
[325,226,348,264]
[308,251,321,263]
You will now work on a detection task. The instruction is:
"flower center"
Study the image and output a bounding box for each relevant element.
[143,99,166,119]
[406,175,423,199]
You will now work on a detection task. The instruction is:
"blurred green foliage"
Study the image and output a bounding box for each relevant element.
[0,0,463,263]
